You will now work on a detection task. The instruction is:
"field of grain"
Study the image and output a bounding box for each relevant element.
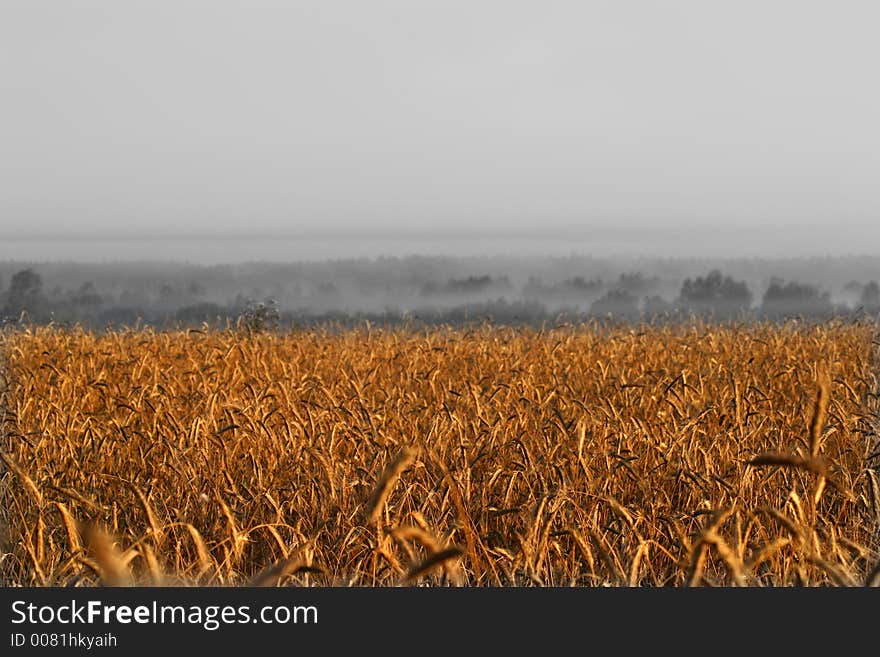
[1,321,879,586]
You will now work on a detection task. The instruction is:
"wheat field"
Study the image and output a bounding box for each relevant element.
[1,320,879,586]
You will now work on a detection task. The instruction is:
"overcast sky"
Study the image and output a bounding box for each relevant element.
[2,1,879,258]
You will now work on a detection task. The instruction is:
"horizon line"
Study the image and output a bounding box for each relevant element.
[3,224,855,243]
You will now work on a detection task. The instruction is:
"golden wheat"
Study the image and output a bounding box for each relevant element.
[1,320,878,586]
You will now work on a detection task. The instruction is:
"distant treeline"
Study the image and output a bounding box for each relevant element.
[2,263,879,329]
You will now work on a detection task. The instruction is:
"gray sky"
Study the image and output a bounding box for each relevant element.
[2,1,879,259]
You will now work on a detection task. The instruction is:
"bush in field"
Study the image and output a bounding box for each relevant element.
[236,298,280,332]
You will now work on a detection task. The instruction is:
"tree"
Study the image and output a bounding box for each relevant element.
[643,295,675,319]
[677,270,752,318]
[589,289,639,319]
[4,269,48,320]
[72,281,103,307]
[860,280,880,311]
[613,271,659,295]
[760,278,833,318]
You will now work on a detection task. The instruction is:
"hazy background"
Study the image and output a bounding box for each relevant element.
[2,1,879,262]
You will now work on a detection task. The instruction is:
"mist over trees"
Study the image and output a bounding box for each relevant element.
[420,275,512,297]
[2,269,49,322]
[589,289,640,319]
[1,256,878,328]
[522,276,603,307]
[760,278,835,318]
[861,281,880,311]
[844,279,880,312]
[677,270,752,318]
